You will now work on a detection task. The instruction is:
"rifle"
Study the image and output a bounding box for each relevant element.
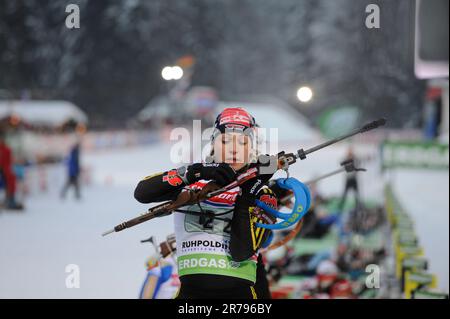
[102,118,385,236]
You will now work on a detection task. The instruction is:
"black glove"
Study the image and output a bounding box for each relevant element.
[239,154,278,197]
[184,163,237,186]
[238,170,275,208]
[269,181,293,201]
[240,176,269,199]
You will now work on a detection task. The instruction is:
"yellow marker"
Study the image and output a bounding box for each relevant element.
[404,271,437,299]
[396,245,423,279]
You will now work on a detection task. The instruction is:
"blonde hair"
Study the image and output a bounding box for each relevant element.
[207,132,260,165]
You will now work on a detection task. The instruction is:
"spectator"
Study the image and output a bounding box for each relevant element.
[0,130,24,210]
[61,142,81,200]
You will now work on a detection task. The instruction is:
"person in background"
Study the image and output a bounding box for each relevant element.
[139,253,180,299]
[338,146,360,211]
[0,130,24,210]
[13,156,28,202]
[61,142,81,200]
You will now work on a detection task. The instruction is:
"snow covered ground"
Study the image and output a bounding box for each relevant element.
[0,144,176,298]
[0,138,447,298]
[389,168,449,294]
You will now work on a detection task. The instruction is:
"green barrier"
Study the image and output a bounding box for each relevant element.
[404,271,437,299]
[401,257,428,293]
[381,140,449,169]
[396,218,414,230]
[397,232,418,246]
[385,179,442,299]
[403,257,428,269]
[412,289,449,299]
[292,230,338,255]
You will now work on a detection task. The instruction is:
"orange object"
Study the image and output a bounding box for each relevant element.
[264,219,304,252]
[177,55,195,68]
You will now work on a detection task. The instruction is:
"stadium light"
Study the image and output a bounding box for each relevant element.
[161,66,184,81]
[297,86,313,103]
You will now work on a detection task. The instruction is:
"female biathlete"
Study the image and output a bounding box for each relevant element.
[134,107,283,299]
